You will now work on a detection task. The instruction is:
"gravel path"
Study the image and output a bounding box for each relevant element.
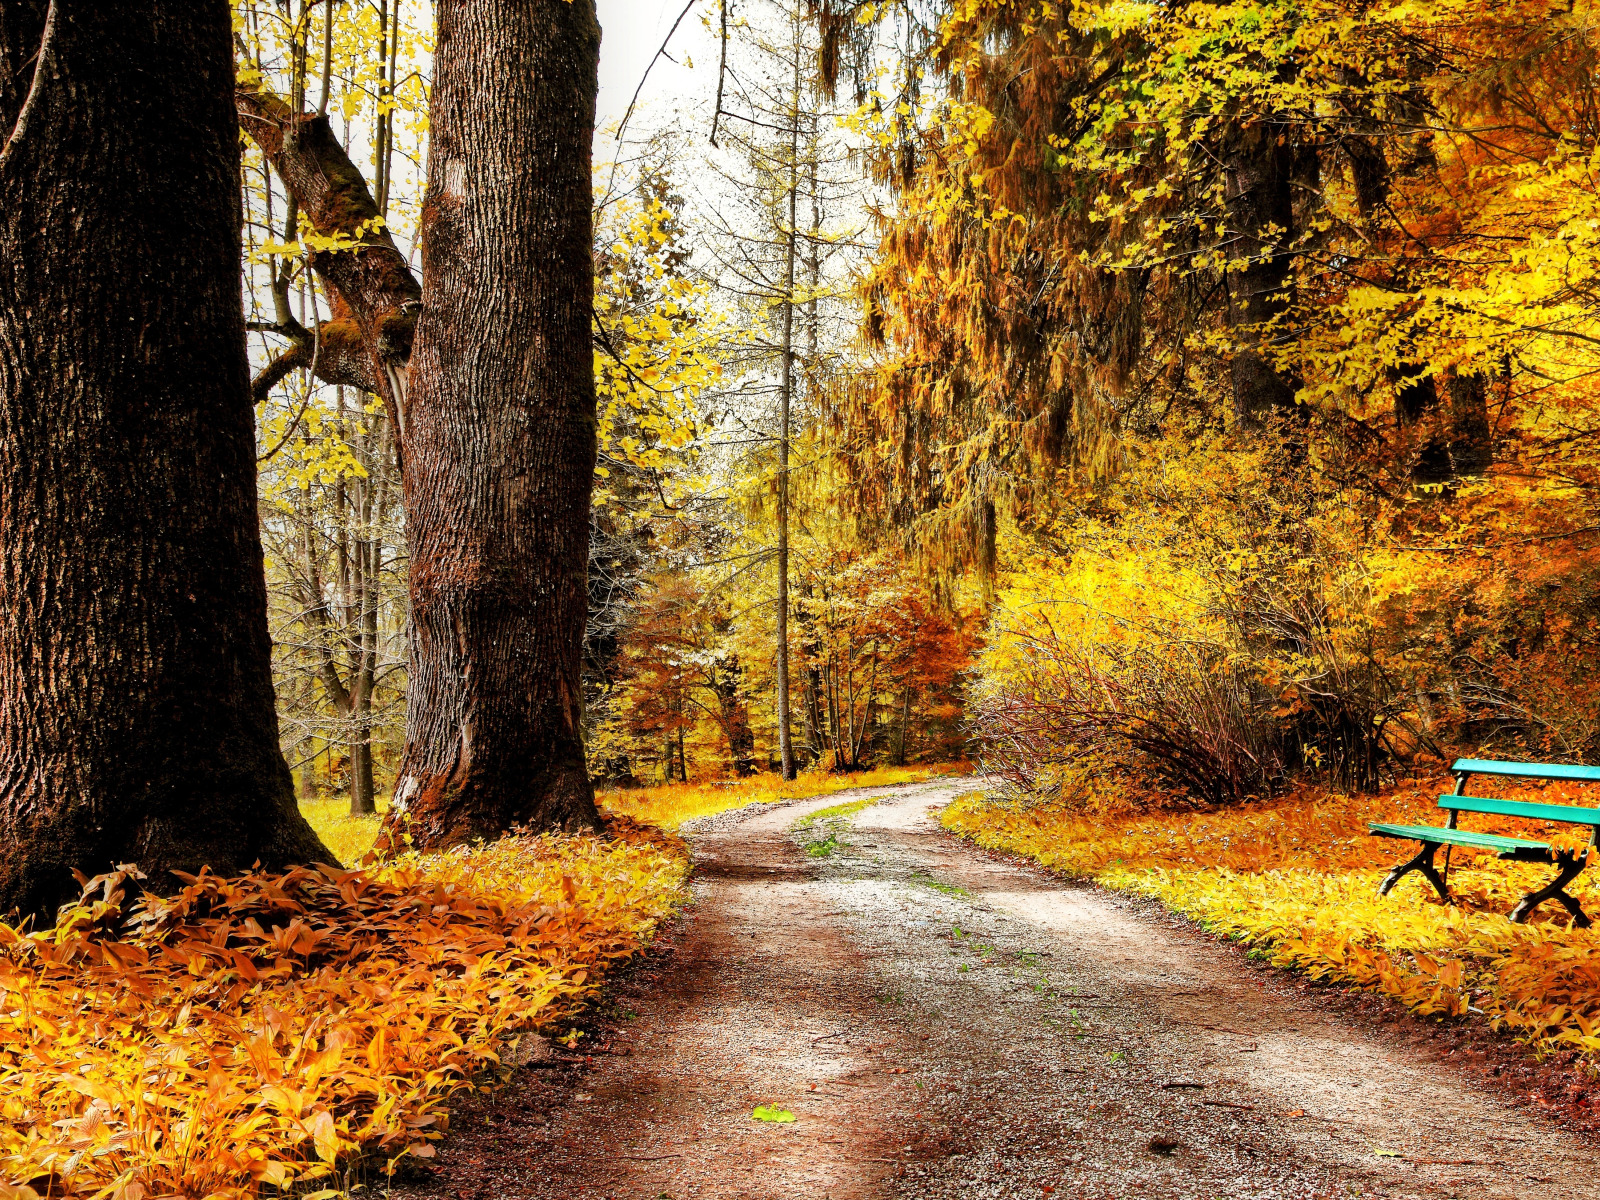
[402,779,1600,1200]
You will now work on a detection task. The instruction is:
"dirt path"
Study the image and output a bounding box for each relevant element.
[402,779,1600,1200]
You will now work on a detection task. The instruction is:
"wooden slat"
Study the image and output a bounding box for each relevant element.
[1451,758,1600,783]
[1438,793,1600,827]
[1369,822,1547,852]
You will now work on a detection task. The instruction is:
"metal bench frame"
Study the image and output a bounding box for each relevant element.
[1371,758,1600,927]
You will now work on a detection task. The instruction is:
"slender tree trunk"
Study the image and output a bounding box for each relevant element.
[349,418,391,816]
[774,37,802,782]
[828,657,845,772]
[385,0,603,849]
[852,650,878,768]
[798,584,823,764]
[895,682,912,766]
[0,1,332,918]
[1223,124,1299,427]
[843,654,858,771]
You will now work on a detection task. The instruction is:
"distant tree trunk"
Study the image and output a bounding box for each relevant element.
[385,0,602,849]
[0,1,332,918]
[1394,367,1492,484]
[711,656,757,776]
[1223,125,1299,427]
[344,406,390,817]
[798,584,824,764]
[1442,370,1492,477]
[773,40,802,783]
[894,683,913,766]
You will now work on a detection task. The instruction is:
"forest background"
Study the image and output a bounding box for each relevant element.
[248,0,1600,838]
[249,0,977,850]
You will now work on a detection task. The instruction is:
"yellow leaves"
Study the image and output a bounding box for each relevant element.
[947,777,1600,1058]
[0,832,689,1196]
[601,764,957,831]
[591,192,726,493]
[250,216,388,266]
[309,1109,339,1163]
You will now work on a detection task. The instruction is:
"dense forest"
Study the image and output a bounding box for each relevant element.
[249,0,1600,822]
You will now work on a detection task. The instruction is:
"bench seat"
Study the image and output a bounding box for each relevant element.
[1368,822,1548,857]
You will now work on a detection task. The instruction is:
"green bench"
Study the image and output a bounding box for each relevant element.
[1370,758,1600,926]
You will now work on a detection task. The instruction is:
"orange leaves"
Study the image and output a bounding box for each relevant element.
[0,830,688,1197]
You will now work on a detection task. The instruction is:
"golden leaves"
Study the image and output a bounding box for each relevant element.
[0,831,688,1196]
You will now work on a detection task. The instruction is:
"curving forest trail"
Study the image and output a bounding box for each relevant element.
[400,780,1600,1200]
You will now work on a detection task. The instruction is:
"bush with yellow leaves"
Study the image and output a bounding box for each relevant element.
[944,778,1600,1059]
[0,825,688,1198]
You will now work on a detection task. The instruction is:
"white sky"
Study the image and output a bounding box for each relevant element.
[595,0,719,141]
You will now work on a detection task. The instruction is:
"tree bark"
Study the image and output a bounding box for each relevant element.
[774,35,802,783]
[235,82,420,428]
[1223,124,1299,427]
[0,1,332,918]
[1442,370,1492,477]
[383,0,602,849]
[894,682,912,766]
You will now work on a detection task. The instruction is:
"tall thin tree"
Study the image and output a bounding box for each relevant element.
[774,22,803,782]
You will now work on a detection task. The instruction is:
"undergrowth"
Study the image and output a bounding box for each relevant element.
[597,761,966,831]
[943,777,1600,1062]
[0,821,688,1197]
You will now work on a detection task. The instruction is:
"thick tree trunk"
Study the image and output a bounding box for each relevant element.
[1223,124,1299,427]
[384,0,602,849]
[0,1,332,918]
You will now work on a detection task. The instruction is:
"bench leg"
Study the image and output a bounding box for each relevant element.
[1378,842,1450,903]
[1509,850,1592,927]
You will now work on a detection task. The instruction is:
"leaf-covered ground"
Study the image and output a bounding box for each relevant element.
[0,822,688,1198]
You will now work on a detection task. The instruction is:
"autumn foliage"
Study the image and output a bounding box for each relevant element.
[0,828,687,1197]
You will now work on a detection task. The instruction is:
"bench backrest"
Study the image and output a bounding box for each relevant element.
[1452,757,1600,785]
[1439,792,1600,828]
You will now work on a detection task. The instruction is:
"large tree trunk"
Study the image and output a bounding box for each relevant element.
[0,1,332,918]
[383,0,602,849]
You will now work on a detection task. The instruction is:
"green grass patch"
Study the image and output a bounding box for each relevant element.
[791,797,877,831]
[793,796,878,858]
[909,869,968,898]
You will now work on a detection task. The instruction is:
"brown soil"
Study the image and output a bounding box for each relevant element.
[396,779,1600,1200]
